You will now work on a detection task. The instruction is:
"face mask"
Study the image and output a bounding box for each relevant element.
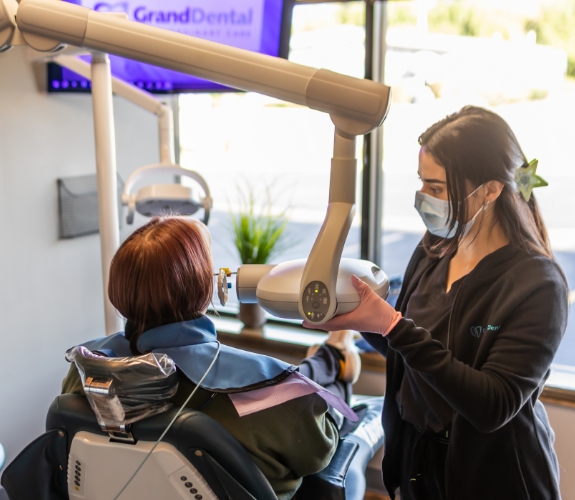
[414,185,486,239]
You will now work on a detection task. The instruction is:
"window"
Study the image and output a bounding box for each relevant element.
[178,0,575,391]
[381,0,575,389]
[179,2,366,311]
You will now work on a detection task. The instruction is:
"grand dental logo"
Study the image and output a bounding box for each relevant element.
[134,6,254,25]
[92,2,255,25]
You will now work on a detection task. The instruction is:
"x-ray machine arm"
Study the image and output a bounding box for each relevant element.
[2,0,391,330]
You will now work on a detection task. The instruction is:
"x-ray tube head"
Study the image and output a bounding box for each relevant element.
[237,259,389,321]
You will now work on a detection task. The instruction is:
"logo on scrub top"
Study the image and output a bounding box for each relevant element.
[470,325,500,337]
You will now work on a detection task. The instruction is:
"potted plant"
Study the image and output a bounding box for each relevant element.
[231,185,289,330]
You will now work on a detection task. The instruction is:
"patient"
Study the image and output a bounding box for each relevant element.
[62,216,361,499]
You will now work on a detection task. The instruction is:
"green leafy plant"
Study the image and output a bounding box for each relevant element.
[230,185,290,265]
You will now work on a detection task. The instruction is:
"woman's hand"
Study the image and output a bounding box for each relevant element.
[302,275,402,335]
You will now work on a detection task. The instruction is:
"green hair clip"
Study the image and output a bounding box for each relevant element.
[515,159,548,202]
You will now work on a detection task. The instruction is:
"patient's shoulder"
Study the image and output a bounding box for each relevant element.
[61,363,84,395]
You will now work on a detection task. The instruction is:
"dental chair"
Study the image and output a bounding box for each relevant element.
[1,349,384,500]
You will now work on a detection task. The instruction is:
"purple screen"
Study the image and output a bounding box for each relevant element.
[50,0,288,93]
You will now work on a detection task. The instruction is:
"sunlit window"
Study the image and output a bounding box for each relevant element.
[382,0,575,388]
[179,0,575,390]
[179,2,366,312]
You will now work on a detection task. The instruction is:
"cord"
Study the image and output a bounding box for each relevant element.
[113,341,222,500]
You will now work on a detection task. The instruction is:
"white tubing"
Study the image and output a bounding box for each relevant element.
[82,11,313,106]
[17,0,89,46]
[91,52,123,336]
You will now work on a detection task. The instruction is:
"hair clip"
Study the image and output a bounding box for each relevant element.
[515,159,548,202]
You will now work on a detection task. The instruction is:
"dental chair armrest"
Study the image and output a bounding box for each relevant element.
[298,396,385,500]
[0,429,68,500]
[297,438,359,500]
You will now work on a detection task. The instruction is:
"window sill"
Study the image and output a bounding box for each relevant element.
[210,313,575,407]
[541,365,575,408]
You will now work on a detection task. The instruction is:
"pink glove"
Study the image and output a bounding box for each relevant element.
[302,275,402,335]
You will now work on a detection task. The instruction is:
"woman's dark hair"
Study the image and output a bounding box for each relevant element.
[418,105,552,258]
[108,217,213,353]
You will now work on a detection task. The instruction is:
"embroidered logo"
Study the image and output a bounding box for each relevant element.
[470,325,500,337]
[470,326,482,337]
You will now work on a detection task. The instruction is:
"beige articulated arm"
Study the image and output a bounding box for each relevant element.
[12,0,391,324]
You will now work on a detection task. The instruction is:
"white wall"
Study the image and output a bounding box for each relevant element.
[0,46,159,466]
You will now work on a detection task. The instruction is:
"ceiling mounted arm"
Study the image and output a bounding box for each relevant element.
[16,0,390,136]
[13,0,392,325]
[0,0,17,52]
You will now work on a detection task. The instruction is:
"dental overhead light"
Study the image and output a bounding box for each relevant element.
[10,0,392,331]
[122,163,211,224]
[53,55,212,226]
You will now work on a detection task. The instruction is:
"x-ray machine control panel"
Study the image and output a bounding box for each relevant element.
[303,281,330,322]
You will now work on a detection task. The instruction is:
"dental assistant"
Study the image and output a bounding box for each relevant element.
[305,106,568,500]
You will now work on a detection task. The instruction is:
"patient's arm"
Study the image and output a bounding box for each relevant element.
[284,394,340,477]
[200,391,339,499]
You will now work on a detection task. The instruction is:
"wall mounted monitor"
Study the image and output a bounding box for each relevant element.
[48,0,294,93]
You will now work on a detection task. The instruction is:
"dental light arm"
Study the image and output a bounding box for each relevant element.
[54,54,212,226]
[54,54,175,165]
[13,0,391,325]
[90,51,122,335]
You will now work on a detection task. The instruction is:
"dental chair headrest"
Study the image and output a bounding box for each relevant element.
[65,346,179,437]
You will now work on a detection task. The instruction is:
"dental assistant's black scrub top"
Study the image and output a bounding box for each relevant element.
[362,240,567,500]
[397,253,463,433]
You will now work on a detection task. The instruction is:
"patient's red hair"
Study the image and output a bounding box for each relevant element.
[108,217,213,341]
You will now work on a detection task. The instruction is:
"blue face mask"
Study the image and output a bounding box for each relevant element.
[414,186,486,239]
